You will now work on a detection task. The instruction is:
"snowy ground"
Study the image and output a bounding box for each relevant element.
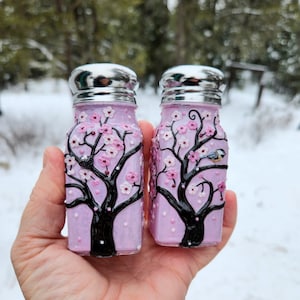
[0,79,299,299]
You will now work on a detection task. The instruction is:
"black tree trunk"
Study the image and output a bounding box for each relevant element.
[90,210,116,257]
[180,217,205,247]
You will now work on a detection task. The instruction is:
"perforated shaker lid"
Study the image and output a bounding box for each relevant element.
[68,63,138,104]
[160,65,225,105]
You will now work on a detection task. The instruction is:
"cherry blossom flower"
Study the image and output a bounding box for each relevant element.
[70,135,80,148]
[178,136,189,148]
[113,139,124,151]
[188,183,199,195]
[90,112,101,123]
[78,111,88,122]
[103,134,114,144]
[105,146,118,158]
[77,123,90,133]
[126,171,139,184]
[64,155,76,166]
[164,155,175,167]
[162,130,173,141]
[177,124,187,134]
[187,120,198,130]
[202,110,212,120]
[166,168,177,179]
[205,125,215,136]
[103,106,115,118]
[171,110,182,121]
[120,182,132,194]
[218,181,226,192]
[122,124,132,130]
[99,124,112,134]
[98,155,111,167]
[188,151,200,163]
[197,146,209,156]
[79,169,93,181]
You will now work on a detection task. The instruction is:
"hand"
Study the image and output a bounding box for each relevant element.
[11,121,237,300]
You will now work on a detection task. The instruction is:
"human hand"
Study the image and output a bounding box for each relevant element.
[11,120,237,300]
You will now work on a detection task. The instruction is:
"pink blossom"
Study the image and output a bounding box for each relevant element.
[99,124,112,134]
[218,181,226,192]
[122,124,132,130]
[177,124,187,134]
[187,121,198,130]
[205,125,215,136]
[98,155,110,167]
[77,123,89,133]
[188,151,200,163]
[90,112,101,123]
[166,168,177,179]
[113,139,124,151]
[126,171,139,184]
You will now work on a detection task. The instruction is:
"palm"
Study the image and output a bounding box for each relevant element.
[11,123,237,300]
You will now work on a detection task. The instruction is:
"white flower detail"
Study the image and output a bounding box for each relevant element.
[103,134,115,144]
[78,111,88,122]
[178,136,189,148]
[103,106,115,118]
[105,146,118,158]
[70,136,80,148]
[188,184,199,195]
[162,130,172,141]
[79,169,93,181]
[65,155,76,166]
[164,155,175,167]
[171,110,182,121]
[120,182,132,195]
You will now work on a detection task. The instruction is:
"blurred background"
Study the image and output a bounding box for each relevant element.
[0,1,300,299]
[1,0,300,96]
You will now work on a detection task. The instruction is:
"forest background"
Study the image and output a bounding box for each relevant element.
[0,0,300,96]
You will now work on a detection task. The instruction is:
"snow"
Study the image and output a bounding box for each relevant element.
[1,79,300,299]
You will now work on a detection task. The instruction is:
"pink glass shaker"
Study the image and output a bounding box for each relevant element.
[150,65,228,247]
[65,63,144,257]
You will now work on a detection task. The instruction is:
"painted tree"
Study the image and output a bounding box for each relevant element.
[65,105,143,257]
[150,107,228,247]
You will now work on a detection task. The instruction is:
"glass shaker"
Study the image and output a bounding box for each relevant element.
[65,63,144,257]
[150,65,228,247]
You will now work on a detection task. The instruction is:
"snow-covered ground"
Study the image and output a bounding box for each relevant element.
[0,79,299,299]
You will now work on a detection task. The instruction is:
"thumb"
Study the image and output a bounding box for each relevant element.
[18,146,66,239]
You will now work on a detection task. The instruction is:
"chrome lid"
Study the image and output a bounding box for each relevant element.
[160,65,225,105]
[69,63,138,104]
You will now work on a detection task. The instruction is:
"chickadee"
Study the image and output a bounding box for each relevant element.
[205,149,226,163]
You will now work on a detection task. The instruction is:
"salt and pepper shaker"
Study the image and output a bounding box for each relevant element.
[149,65,228,247]
[64,63,144,257]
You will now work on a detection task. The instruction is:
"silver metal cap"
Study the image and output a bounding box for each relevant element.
[69,63,138,104]
[160,65,225,105]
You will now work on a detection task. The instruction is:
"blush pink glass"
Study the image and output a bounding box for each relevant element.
[65,63,143,257]
[150,65,228,248]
